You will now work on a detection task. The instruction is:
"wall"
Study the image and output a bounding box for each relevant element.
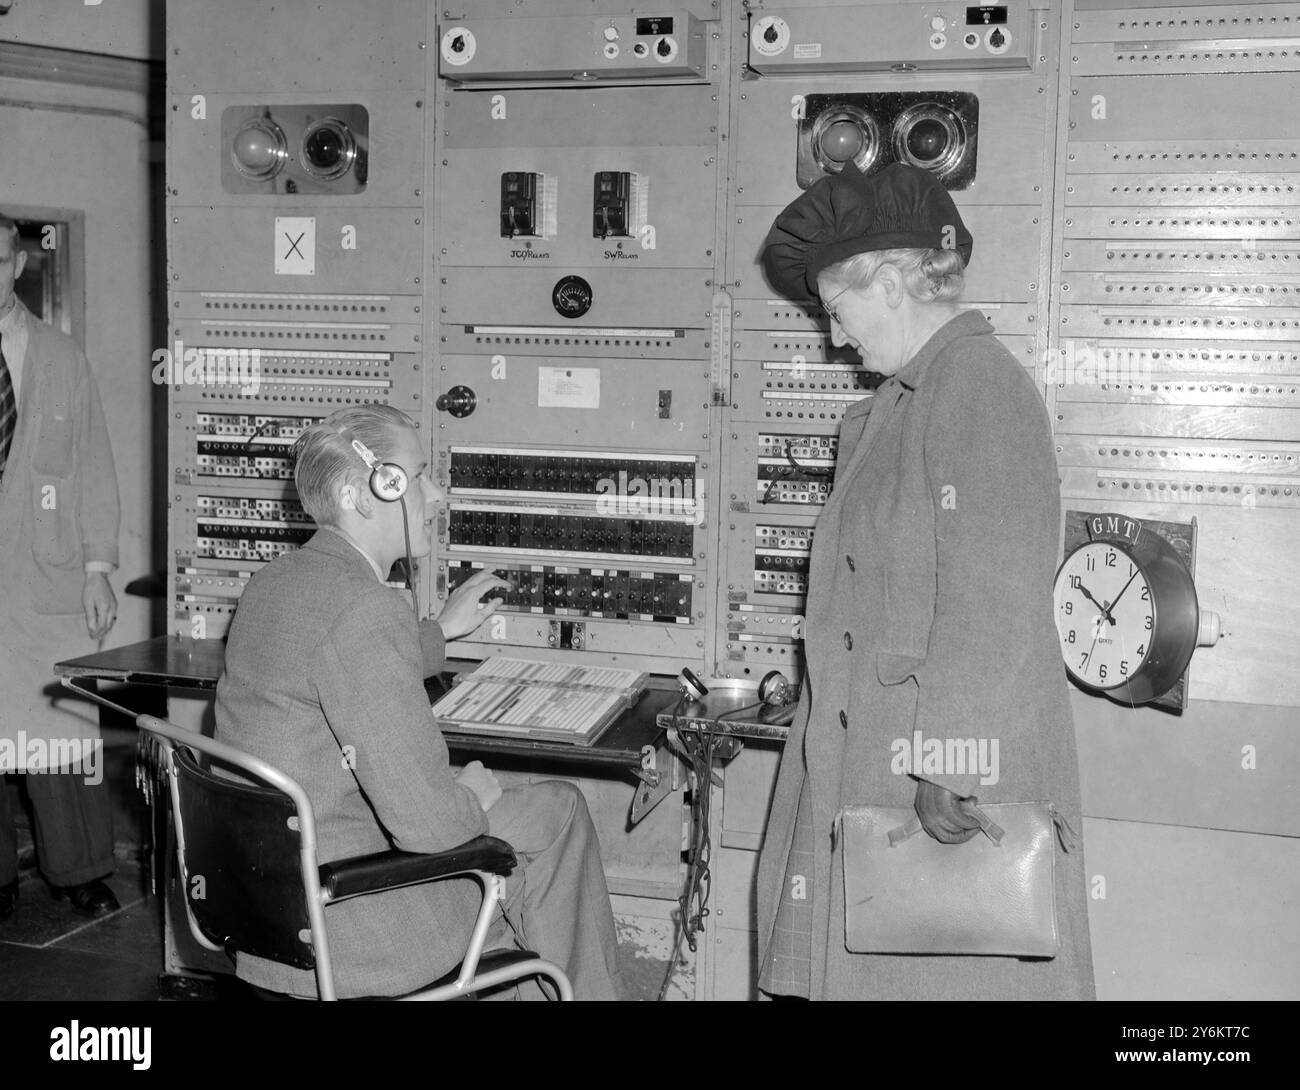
[0,0,161,61]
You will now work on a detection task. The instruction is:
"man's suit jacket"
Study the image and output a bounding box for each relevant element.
[215,529,488,998]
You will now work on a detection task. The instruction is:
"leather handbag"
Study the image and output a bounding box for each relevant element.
[838,801,1077,958]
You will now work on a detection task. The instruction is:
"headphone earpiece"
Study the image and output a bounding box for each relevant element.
[679,668,710,702]
[347,435,409,502]
[758,670,794,708]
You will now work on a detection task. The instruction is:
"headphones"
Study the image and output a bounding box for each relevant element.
[758,669,796,708]
[343,430,409,502]
[677,667,796,710]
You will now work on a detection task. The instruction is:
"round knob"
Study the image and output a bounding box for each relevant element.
[435,385,477,418]
[603,26,619,41]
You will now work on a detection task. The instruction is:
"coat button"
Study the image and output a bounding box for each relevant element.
[845,554,855,571]
[839,710,848,730]
[843,631,853,650]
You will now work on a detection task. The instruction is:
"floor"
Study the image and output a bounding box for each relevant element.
[1,725,669,1001]
[0,725,171,1002]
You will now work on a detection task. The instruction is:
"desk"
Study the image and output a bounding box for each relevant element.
[55,635,676,771]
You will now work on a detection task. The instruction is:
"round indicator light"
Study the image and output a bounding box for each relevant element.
[231,118,288,181]
[300,119,357,181]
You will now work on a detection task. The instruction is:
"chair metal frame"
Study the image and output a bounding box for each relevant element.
[61,680,573,1001]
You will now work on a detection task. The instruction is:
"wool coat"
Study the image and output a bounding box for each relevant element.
[755,310,1095,1000]
[0,300,118,770]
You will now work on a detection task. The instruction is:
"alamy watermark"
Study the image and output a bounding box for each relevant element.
[890,729,1000,786]
[595,471,705,527]
[1044,340,1154,388]
[0,730,102,784]
[151,339,261,396]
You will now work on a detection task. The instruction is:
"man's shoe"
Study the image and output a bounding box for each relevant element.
[0,878,17,919]
[53,879,120,918]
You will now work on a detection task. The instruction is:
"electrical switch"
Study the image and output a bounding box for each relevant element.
[593,170,646,239]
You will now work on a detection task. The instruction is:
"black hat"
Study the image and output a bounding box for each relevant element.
[761,162,973,302]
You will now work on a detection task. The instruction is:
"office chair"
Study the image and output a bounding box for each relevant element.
[134,712,574,1001]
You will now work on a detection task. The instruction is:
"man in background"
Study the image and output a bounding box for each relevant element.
[0,212,121,920]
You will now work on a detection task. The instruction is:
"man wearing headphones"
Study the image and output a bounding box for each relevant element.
[214,403,624,999]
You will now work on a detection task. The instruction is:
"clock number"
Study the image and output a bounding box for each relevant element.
[1079,652,1090,669]
[1144,614,1153,631]
[1120,659,1129,677]
[1063,601,1073,615]
[1065,629,1076,644]
[1085,553,1096,571]
[1140,586,1150,601]
[1136,643,1146,658]
[1098,663,1108,682]
[1105,550,1117,568]
[1069,575,1082,590]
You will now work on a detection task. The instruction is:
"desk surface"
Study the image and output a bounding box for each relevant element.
[56,635,682,770]
[56,635,227,690]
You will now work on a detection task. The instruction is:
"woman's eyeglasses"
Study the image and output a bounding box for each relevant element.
[820,284,850,325]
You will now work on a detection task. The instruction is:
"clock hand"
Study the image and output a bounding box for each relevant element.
[1077,580,1114,623]
[1106,569,1141,615]
[1082,627,1102,681]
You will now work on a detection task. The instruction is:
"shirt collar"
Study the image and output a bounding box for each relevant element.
[893,308,993,390]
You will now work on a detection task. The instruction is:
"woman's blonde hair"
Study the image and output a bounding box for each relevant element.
[821,247,965,304]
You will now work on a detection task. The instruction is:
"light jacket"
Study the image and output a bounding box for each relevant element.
[0,301,118,767]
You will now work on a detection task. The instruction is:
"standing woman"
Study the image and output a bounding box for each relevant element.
[755,164,1094,1000]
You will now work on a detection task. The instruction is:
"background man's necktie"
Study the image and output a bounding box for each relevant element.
[0,333,16,479]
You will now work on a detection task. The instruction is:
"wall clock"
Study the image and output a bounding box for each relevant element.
[1053,511,1220,709]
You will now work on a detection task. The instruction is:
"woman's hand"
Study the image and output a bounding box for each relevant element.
[913,779,983,844]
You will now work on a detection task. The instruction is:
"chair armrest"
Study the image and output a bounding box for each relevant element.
[319,835,518,903]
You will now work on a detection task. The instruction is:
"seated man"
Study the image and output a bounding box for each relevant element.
[214,404,624,999]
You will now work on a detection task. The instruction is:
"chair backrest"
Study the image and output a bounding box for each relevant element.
[169,746,317,969]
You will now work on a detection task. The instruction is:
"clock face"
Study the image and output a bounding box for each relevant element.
[1053,542,1154,691]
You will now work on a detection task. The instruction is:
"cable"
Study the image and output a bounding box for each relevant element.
[398,496,418,616]
[760,439,833,504]
[657,695,767,1001]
